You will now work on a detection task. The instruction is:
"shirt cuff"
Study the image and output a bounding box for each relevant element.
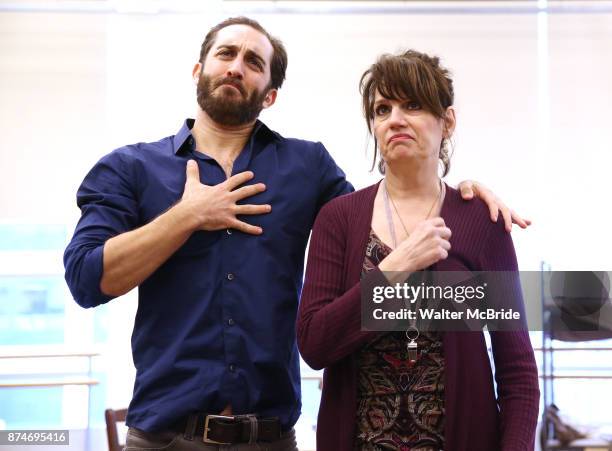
[76,244,115,308]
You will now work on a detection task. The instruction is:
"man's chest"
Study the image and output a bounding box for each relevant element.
[136,155,321,237]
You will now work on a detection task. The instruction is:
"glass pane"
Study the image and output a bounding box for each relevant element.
[0,276,65,345]
[0,386,63,429]
[0,224,67,251]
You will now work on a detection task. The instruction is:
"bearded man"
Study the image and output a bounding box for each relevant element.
[64,16,528,451]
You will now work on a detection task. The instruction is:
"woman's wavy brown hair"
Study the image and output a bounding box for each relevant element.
[360,50,454,176]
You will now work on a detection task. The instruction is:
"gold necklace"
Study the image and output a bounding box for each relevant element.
[384,179,444,245]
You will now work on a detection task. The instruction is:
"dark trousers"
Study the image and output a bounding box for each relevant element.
[125,426,298,451]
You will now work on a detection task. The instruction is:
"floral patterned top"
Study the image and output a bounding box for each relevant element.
[354,230,445,451]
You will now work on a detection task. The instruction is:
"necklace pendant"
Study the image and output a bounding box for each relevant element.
[407,339,418,365]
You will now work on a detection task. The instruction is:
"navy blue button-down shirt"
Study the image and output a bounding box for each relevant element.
[64,119,353,432]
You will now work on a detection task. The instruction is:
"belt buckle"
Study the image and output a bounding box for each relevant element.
[203,414,234,444]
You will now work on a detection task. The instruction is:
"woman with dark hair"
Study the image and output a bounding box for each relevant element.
[296,50,539,451]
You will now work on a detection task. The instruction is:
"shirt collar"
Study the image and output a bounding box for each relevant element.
[173,118,280,155]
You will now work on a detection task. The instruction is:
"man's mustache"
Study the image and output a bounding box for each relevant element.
[213,77,246,97]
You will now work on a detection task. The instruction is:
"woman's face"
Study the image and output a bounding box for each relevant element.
[372,90,455,169]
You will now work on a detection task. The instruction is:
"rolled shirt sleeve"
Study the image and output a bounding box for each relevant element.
[64,149,139,308]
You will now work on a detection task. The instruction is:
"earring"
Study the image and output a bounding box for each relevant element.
[439,138,447,158]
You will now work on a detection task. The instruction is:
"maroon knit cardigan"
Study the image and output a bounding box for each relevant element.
[297,182,540,451]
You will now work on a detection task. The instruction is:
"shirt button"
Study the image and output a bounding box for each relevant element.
[227,318,235,326]
[226,229,232,235]
[229,364,236,372]
[227,273,234,281]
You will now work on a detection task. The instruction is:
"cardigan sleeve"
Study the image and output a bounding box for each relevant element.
[296,199,379,370]
[478,218,540,451]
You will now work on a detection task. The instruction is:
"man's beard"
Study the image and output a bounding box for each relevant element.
[197,73,268,126]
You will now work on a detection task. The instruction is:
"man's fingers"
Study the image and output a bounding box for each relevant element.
[185,160,200,183]
[230,219,263,235]
[459,179,531,231]
[231,183,266,200]
[464,181,499,222]
[484,195,499,222]
[226,171,255,190]
[499,205,512,232]
[458,180,475,200]
[510,210,532,229]
[235,204,272,215]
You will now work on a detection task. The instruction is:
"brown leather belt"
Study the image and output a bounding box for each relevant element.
[175,413,282,444]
